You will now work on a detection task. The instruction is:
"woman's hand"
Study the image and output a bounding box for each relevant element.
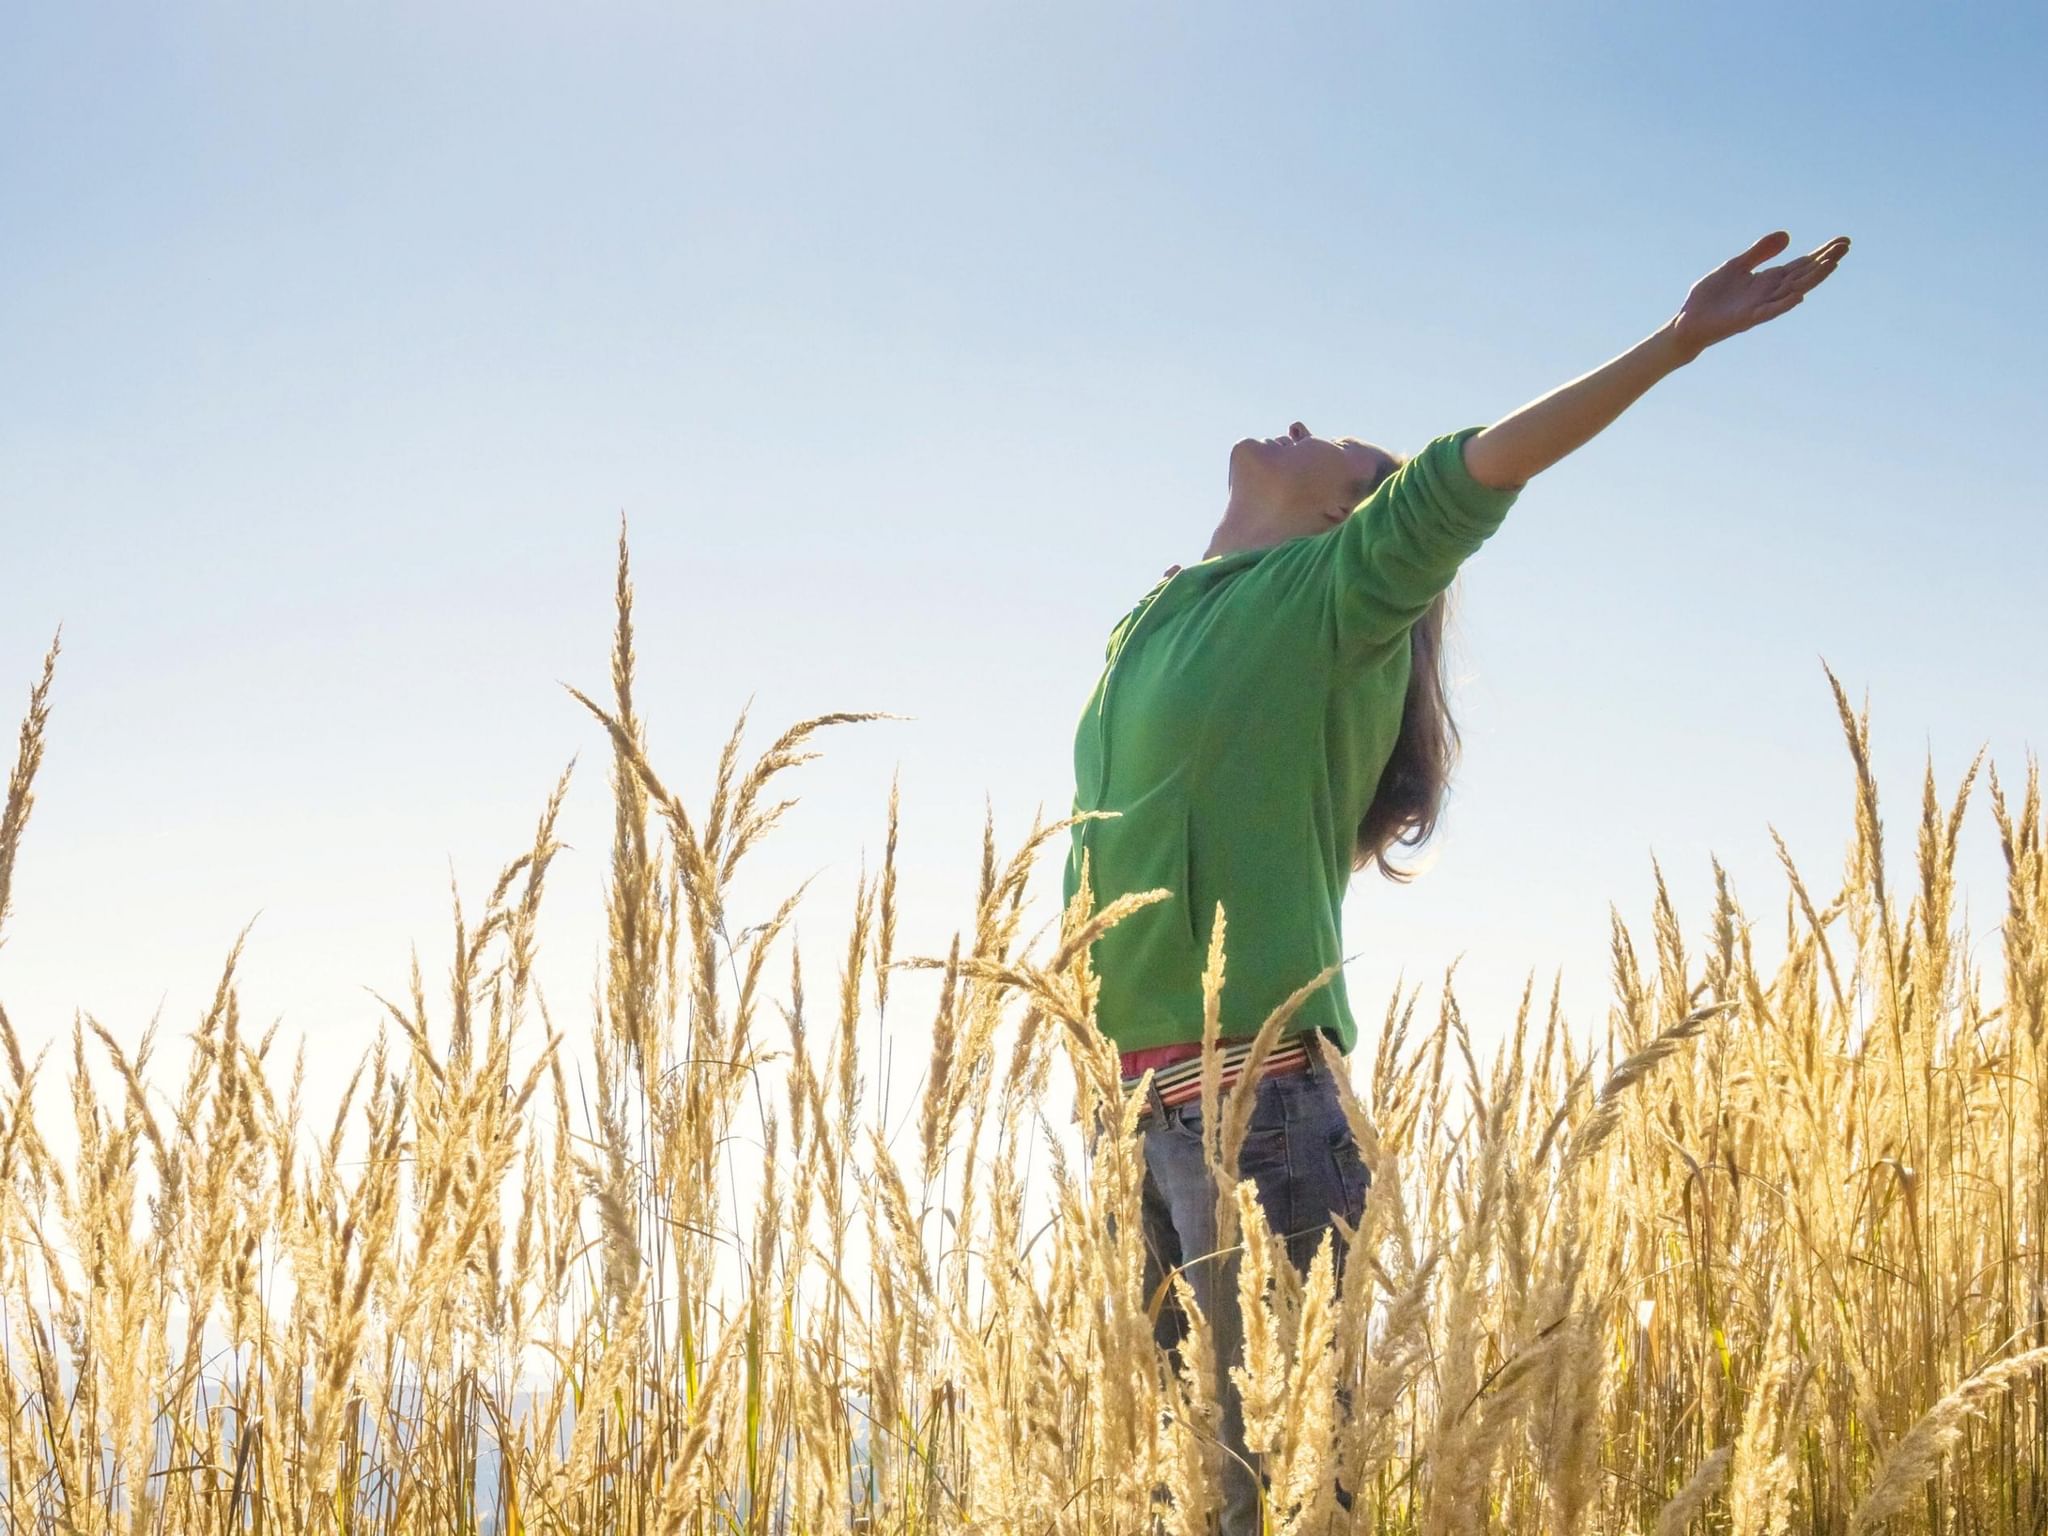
[1462,228,1853,492]
[1666,230,1851,363]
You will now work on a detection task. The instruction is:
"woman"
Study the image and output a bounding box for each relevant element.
[1065,229,1851,1532]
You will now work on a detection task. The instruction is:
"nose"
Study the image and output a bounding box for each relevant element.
[1289,422,1309,441]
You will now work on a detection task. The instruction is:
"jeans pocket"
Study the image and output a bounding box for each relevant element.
[1235,1122,1294,1238]
[1167,1106,1287,1172]
[1326,1120,1370,1230]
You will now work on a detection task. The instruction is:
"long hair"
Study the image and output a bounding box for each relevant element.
[1353,588,1458,880]
[1352,524,1461,882]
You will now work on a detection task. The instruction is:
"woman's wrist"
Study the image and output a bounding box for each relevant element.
[1655,313,1707,368]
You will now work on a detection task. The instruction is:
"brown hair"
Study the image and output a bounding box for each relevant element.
[1353,588,1458,880]
[1341,449,1460,881]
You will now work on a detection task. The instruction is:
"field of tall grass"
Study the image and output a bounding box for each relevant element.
[1,536,2043,1533]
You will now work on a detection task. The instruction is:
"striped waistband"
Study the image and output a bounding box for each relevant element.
[1120,1036,1312,1109]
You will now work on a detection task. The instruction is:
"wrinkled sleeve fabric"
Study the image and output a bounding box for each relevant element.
[1325,425,1523,655]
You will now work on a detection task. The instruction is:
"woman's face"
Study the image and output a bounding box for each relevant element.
[1230,421,1399,539]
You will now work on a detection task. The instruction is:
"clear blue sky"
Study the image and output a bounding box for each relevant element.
[4,2,2043,1125]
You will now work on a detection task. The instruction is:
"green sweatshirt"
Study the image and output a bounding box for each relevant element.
[1061,425,1524,1056]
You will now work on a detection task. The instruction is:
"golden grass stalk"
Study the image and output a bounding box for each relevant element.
[1,559,2044,1532]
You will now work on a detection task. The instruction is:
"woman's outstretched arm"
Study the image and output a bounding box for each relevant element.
[1462,230,1851,492]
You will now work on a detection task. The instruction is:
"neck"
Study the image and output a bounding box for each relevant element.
[1202,495,1294,561]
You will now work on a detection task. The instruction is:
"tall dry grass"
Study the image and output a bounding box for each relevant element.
[0,533,2043,1533]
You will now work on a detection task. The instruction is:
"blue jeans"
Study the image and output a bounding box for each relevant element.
[1104,1044,1370,1536]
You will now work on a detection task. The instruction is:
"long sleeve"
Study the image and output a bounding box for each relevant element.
[1324,425,1523,654]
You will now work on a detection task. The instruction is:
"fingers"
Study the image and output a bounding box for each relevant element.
[1770,258,1821,294]
[1754,291,1804,323]
[1769,235,1852,295]
[1798,235,1851,273]
[1732,230,1792,271]
[1741,231,1850,282]
[1794,236,1850,290]
[1726,233,1850,333]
